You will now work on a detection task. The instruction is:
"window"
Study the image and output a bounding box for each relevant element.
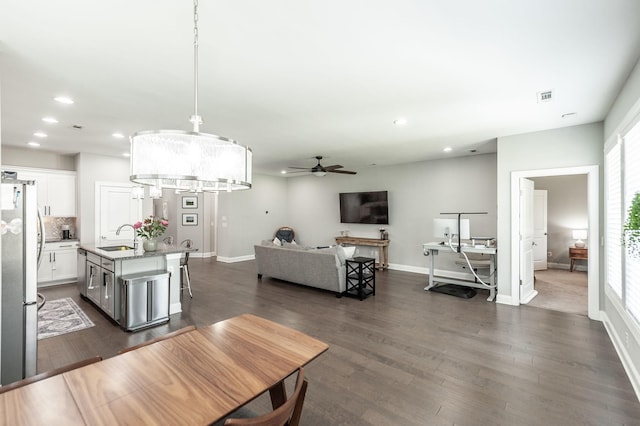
[624,123,640,322]
[607,118,640,326]
[606,139,622,298]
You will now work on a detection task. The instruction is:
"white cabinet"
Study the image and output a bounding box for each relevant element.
[8,167,76,217]
[39,173,76,217]
[38,241,79,285]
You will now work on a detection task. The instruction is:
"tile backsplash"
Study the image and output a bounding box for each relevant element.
[43,217,77,240]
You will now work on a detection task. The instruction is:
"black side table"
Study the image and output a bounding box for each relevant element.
[344,257,376,300]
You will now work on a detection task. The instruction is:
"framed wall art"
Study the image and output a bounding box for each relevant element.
[182,196,198,209]
[182,213,198,226]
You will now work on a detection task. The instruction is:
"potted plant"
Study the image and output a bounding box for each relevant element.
[624,192,640,257]
[134,216,168,252]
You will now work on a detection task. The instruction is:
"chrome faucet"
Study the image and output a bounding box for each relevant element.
[116,224,138,250]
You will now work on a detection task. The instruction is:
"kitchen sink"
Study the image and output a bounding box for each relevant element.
[98,245,135,251]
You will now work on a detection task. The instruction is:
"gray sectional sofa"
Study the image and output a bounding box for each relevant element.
[254,242,351,294]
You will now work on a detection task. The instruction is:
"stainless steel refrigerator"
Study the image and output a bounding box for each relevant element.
[1,178,39,385]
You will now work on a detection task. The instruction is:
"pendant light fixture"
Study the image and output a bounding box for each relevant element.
[130,0,252,193]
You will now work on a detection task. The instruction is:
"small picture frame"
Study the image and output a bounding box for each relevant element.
[182,196,198,209]
[182,213,198,226]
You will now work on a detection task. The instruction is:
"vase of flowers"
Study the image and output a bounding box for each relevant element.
[134,216,168,252]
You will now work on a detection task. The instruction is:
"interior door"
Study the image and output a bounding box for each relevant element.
[97,183,139,244]
[533,190,548,270]
[520,178,536,303]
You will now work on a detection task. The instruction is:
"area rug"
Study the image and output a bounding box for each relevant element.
[37,297,95,340]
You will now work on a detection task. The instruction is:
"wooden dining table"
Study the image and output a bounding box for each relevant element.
[0,314,329,425]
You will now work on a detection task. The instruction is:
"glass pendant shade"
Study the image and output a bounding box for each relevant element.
[130,130,252,192]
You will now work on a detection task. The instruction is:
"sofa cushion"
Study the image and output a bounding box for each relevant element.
[342,246,356,259]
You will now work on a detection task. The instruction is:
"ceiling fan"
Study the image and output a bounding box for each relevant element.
[288,156,357,176]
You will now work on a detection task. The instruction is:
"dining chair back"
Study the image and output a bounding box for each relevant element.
[118,325,197,354]
[224,367,308,426]
[274,226,295,243]
[0,355,102,394]
[180,239,193,298]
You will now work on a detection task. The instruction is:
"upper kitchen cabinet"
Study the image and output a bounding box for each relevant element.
[6,166,77,217]
[37,172,76,217]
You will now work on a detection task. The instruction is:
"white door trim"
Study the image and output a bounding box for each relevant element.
[510,165,600,320]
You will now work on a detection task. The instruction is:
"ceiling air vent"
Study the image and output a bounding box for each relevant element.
[537,90,553,103]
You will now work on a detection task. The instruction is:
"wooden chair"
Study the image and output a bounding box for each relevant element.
[224,368,308,426]
[118,325,196,354]
[0,355,102,394]
[180,239,193,298]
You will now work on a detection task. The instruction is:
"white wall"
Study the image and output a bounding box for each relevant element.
[496,122,603,301]
[75,153,152,244]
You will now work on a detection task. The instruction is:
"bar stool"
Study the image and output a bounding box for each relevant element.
[180,239,193,298]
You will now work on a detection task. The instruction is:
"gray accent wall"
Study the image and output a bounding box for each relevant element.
[217,174,289,259]
[286,154,497,271]
[1,146,76,171]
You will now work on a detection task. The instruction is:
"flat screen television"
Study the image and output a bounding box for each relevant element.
[339,191,389,224]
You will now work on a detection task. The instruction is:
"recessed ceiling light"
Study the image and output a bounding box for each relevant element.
[443,147,452,153]
[393,118,408,126]
[122,152,131,158]
[27,141,40,147]
[112,132,125,139]
[54,96,74,104]
[33,132,47,138]
[42,117,58,124]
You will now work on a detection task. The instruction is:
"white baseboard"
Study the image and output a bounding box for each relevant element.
[169,302,182,315]
[388,263,428,274]
[547,262,588,272]
[217,254,255,263]
[496,294,519,305]
[602,311,640,402]
[190,251,215,258]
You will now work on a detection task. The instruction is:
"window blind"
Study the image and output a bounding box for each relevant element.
[606,140,622,299]
[624,123,640,323]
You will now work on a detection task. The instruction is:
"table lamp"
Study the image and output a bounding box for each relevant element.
[572,229,587,248]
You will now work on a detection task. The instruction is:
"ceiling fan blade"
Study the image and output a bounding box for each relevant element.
[323,165,344,171]
[329,169,357,175]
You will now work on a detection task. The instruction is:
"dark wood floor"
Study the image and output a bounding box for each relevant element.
[38,258,640,425]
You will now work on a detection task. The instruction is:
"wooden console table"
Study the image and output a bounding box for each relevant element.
[335,236,389,270]
[569,247,588,272]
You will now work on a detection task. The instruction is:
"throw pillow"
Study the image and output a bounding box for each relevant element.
[342,246,356,259]
[273,237,282,246]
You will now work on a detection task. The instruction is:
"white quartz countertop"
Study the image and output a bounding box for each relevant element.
[81,240,194,260]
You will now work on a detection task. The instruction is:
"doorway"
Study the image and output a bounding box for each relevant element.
[529,175,588,316]
[510,166,599,320]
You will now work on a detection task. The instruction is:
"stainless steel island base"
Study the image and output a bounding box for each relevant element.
[119,270,170,331]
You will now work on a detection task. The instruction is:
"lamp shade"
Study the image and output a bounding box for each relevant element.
[572,229,587,248]
[130,130,252,192]
[572,229,588,240]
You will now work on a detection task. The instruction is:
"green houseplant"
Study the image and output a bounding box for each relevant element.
[624,192,640,258]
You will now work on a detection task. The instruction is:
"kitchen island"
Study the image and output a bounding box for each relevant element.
[79,242,188,330]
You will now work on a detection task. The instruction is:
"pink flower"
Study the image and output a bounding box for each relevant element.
[161,220,168,226]
[133,221,142,229]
